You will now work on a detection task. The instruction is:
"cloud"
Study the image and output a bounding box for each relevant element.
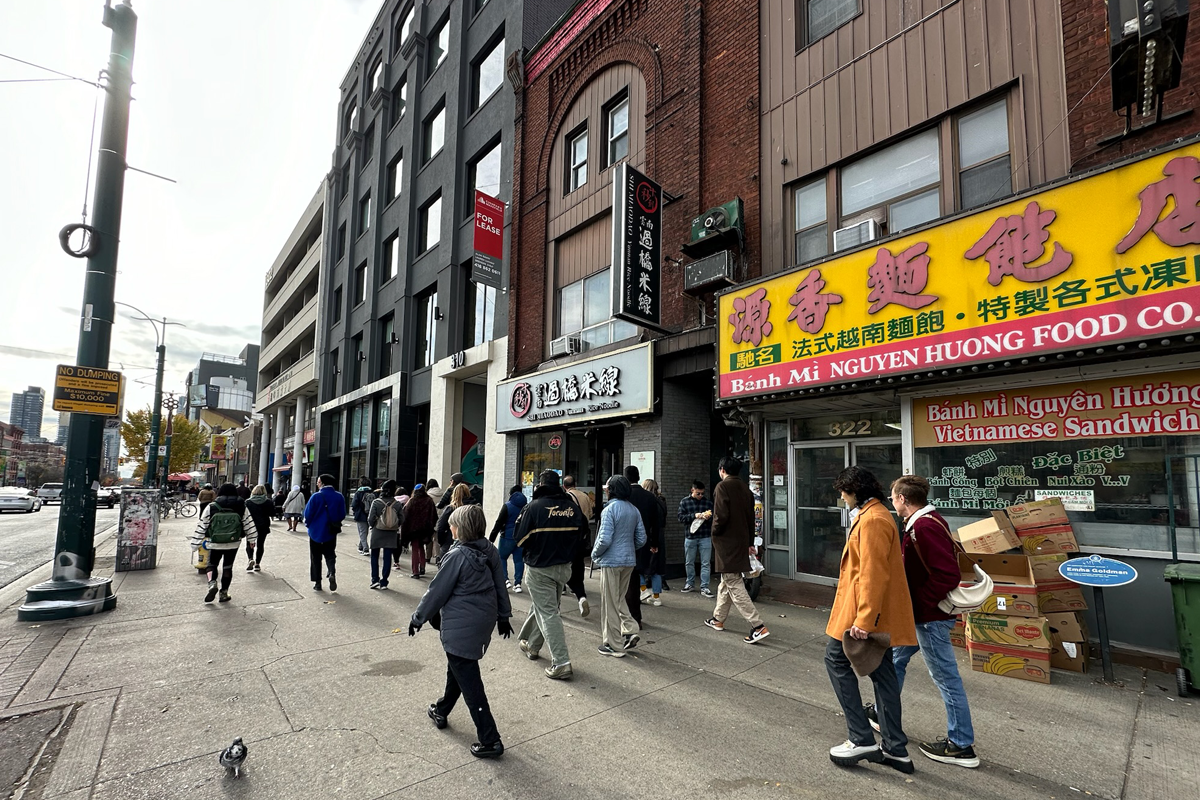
[0,344,75,361]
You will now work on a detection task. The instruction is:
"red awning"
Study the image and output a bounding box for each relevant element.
[167,473,192,481]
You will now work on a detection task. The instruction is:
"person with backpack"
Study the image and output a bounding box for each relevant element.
[401,486,437,579]
[488,485,528,593]
[351,476,376,556]
[367,480,404,589]
[283,484,305,531]
[303,474,348,592]
[190,482,258,603]
[244,484,274,572]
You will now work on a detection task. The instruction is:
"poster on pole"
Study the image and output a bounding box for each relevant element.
[472,190,505,289]
[611,163,666,331]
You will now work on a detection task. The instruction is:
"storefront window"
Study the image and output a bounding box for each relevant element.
[375,397,392,477]
[348,400,370,481]
[792,409,901,441]
[520,430,565,493]
[765,420,790,575]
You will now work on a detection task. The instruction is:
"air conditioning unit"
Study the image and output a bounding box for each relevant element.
[833,219,881,252]
[688,198,744,245]
[683,250,736,294]
[549,335,585,357]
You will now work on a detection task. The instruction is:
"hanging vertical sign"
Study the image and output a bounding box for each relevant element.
[472,190,505,289]
[612,163,666,331]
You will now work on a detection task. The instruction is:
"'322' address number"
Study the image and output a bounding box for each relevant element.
[828,420,873,436]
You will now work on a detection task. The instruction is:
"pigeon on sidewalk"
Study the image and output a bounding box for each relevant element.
[219,737,248,778]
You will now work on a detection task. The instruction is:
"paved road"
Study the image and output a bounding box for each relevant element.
[0,503,119,590]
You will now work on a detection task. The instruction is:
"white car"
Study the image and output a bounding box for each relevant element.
[0,487,43,513]
[36,482,63,504]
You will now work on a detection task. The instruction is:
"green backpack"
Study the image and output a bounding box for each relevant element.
[208,504,244,544]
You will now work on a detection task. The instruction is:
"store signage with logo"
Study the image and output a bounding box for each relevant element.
[52,365,124,415]
[495,343,654,433]
[718,141,1200,401]
[913,369,1200,446]
[210,435,228,460]
[472,190,505,289]
[303,428,316,444]
[548,434,563,450]
[612,163,665,331]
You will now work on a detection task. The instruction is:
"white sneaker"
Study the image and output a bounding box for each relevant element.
[513,584,523,593]
[829,740,882,766]
[651,596,662,606]
[578,597,590,617]
[639,588,652,601]
[506,579,513,589]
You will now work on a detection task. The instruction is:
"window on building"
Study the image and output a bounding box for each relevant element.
[419,194,442,253]
[336,223,347,261]
[464,274,497,348]
[798,0,860,48]
[339,162,350,202]
[794,177,828,264]
[361,123,375,170]
[381,233,399,284]
[394,5,416,57]
[342,98,358,138]
[351,333,364,388]
[958,98,1012,210]
[353,262,366,306]
[423,102,446,163]
[841,128,940,234]
[474,0,490,13]
[605,94,629,166]
[386,153,403,202]
[369,57,384,95]
[326,408,343,483]
[375,396,392,475]
[556,267,637,348]
[416,287,438,368]
[428,18,449,78]
[379,314,396,378]
[357,191,371,237]
[567,127,588,192]
[391,76,407,127]
[348,399,369,478]
[472,35,505,111]
[332,286,343,324]
[467,138,502,213]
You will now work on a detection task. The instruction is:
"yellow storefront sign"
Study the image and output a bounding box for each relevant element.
[718,140,1200,401]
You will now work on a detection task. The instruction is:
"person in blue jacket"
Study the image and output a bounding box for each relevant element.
[304,473,347,592]
[488,485,528,592]
[591,475,647,657]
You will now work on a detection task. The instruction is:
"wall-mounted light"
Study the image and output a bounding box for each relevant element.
[357,351,367,361]
[389,332,399,344]
[434,307,445,321]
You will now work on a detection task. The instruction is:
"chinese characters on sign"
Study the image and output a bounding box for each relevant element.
[716,142,1200,400]
[612,163,663,330]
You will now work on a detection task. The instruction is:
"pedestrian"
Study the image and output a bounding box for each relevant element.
[236,481,251,501]
[638,478,668,606]
[883,475,979,768]
[488,485,528,593]
[272,486,287,520]
[410,504,512,759]
[283,484,305,531]
[367,480,403,589]
[514,470,589,680]
[244,484,273,571]
[704,456,770,644]
[425,478,444,506]
[563,475,593,617]
[351,476,376,555]
[197,483,216,518]
[438,472,482,510]
[435,484,472,561]
[189,482,258,603]
[303,473,347,592]
[678,480,714,596]
[401,485,437,579]
[825,465,917,774]
[623,466,660,628]
[425,478,443,562]
[591,475,646,657]
[393,486,410,568]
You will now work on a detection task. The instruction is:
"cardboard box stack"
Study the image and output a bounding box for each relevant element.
[948,498,1090,683]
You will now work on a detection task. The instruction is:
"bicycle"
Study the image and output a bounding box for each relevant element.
[161,494,197,518]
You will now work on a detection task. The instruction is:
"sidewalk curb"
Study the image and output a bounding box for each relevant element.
[0,523,119,614]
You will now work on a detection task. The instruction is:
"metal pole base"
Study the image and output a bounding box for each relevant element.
[16,577,118,621]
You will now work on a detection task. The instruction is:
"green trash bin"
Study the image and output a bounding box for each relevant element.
[1164,563,1200,696]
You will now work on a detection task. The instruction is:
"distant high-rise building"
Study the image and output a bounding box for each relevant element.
[10,387,45,440]
[55,412,70,445]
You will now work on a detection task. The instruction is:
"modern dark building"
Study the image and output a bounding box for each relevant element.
[9,386,45,442]
[183,345,261,426]
[315,0,572,508]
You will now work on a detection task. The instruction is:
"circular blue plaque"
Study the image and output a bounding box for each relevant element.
[1058,554,1138,587]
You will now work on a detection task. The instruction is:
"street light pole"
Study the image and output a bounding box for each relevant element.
[160,394,179,488]
[19,1,137,621]
[146,339,165,486]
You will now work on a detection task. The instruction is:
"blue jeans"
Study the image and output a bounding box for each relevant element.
[640,573,662,594]
[370,548,393,586]
[683,537,712,588]
[893,618,975,748]
[498,537,524,585]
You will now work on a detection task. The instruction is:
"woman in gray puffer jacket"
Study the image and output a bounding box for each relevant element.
[410,504,512,759]
[591,475,647,656]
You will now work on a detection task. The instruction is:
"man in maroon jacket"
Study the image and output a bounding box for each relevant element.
[873,475,979,769]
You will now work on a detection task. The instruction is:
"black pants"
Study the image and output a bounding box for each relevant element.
[247,533,266,565]
[625,575,642,624]
[207,548,236,591]
[567,537,588,600]
[309,536,337,583]
[824,636,908,756]
[435,652,499,746]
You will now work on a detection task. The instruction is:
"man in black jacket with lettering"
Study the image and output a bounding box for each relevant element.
[514,470,589,680]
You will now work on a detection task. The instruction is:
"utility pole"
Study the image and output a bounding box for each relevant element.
[160,393,178,488]
[145,339,165,486]
[19,1,137,621]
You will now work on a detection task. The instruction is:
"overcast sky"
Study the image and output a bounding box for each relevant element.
[0,0,380,440]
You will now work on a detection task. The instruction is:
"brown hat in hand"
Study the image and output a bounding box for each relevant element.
[842,630,892,677]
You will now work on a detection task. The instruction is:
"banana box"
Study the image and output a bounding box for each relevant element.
[967,639,1052,684]
[953,512,1020,554]
[1038,579,1089,612]
[959,553,1040,617]
[1018,524,1080,556]
[1046,612,1090,672]
[1004,498,1070,531]
[1028,553,1069,581]
[950,617,966,649]
[964,613,1052,649]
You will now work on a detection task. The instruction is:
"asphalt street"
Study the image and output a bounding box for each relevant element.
[0,503,119,591]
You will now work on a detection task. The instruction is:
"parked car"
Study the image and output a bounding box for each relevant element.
[97,487,118,508]
[0,487,43,513]
[36,482,63,504]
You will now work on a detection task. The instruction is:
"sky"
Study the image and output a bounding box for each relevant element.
[0,0,382,441]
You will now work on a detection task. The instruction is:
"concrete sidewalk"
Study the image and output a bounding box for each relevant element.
[1,514,1197,800]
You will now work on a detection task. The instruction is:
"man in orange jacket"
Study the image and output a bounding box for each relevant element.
[825,466,918,774]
